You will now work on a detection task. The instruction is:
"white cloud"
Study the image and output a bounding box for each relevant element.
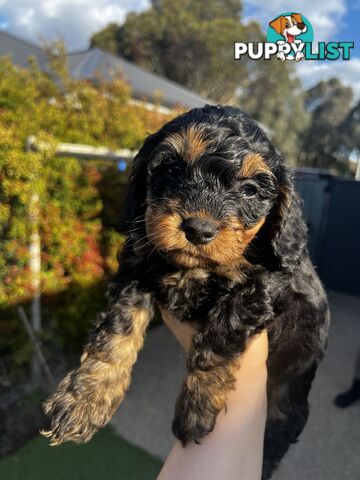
[0,0,349,49]
[296,59,360,99]
[0,0,150,51]
[245,0,347,41]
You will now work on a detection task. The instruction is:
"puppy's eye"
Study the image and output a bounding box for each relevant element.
[164,164,182,176]
[240,183,258,198]
[285,22,290,27]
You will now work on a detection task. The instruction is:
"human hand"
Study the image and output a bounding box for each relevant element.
[160,306,268,379]
[158,308,268,480]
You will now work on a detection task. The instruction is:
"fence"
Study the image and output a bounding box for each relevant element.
[295,168,360,296]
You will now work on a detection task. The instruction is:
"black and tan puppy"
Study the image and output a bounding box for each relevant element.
[43,106,329,479]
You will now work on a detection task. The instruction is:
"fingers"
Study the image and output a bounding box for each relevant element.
[161,306,268,367]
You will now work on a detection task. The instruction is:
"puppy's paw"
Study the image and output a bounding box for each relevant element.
[42,371,112,445]
[172,410,217,446]
[172,390,218,445]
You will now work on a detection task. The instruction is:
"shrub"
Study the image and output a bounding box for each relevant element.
[0,53,174,379]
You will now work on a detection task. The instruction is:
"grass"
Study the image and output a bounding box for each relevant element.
[0,427,162,480]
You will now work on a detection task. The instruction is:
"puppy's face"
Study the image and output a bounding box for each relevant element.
[144,124,277,268]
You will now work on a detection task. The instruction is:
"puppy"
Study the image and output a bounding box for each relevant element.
[43,106,329,479]
[269,13,308,61]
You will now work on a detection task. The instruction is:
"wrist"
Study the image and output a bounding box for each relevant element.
[227,364,267,408]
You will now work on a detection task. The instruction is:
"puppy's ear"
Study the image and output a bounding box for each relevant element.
[119,134,157,233]
[269,16,284,34]
[269,167,308,271]
[292,13,303,24]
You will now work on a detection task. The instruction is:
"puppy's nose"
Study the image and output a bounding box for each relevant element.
[298,22,306,30]
[181,218,218,245]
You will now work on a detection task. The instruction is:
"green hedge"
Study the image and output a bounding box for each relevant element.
[0,53,173,379]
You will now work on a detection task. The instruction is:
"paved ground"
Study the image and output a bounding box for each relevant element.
[111,291,360,479]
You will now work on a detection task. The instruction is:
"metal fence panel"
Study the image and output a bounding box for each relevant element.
[295,171,360,296]
[295,172,331,269]
[320,178,360,295]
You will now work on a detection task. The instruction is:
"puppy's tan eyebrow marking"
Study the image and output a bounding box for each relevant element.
[163,125,209,164]
[240,153,272,178]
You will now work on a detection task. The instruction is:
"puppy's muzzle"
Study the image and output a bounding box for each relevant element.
[181,217,218,245]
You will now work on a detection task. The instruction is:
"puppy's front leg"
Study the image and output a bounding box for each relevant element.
[42,281,153,445]
[173,282,273,445]
[172,330,239,445]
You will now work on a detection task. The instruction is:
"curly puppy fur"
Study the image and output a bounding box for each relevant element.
[43,106,329,479]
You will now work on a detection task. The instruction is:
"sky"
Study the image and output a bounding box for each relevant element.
[0,0,359,97]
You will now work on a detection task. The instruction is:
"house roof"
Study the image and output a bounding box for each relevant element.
[0,30,212,110]
[0,30,47,67]
[66,48,212,109]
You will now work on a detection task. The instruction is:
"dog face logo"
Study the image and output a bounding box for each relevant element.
[267,12,313,62]
[269,14,307,43]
